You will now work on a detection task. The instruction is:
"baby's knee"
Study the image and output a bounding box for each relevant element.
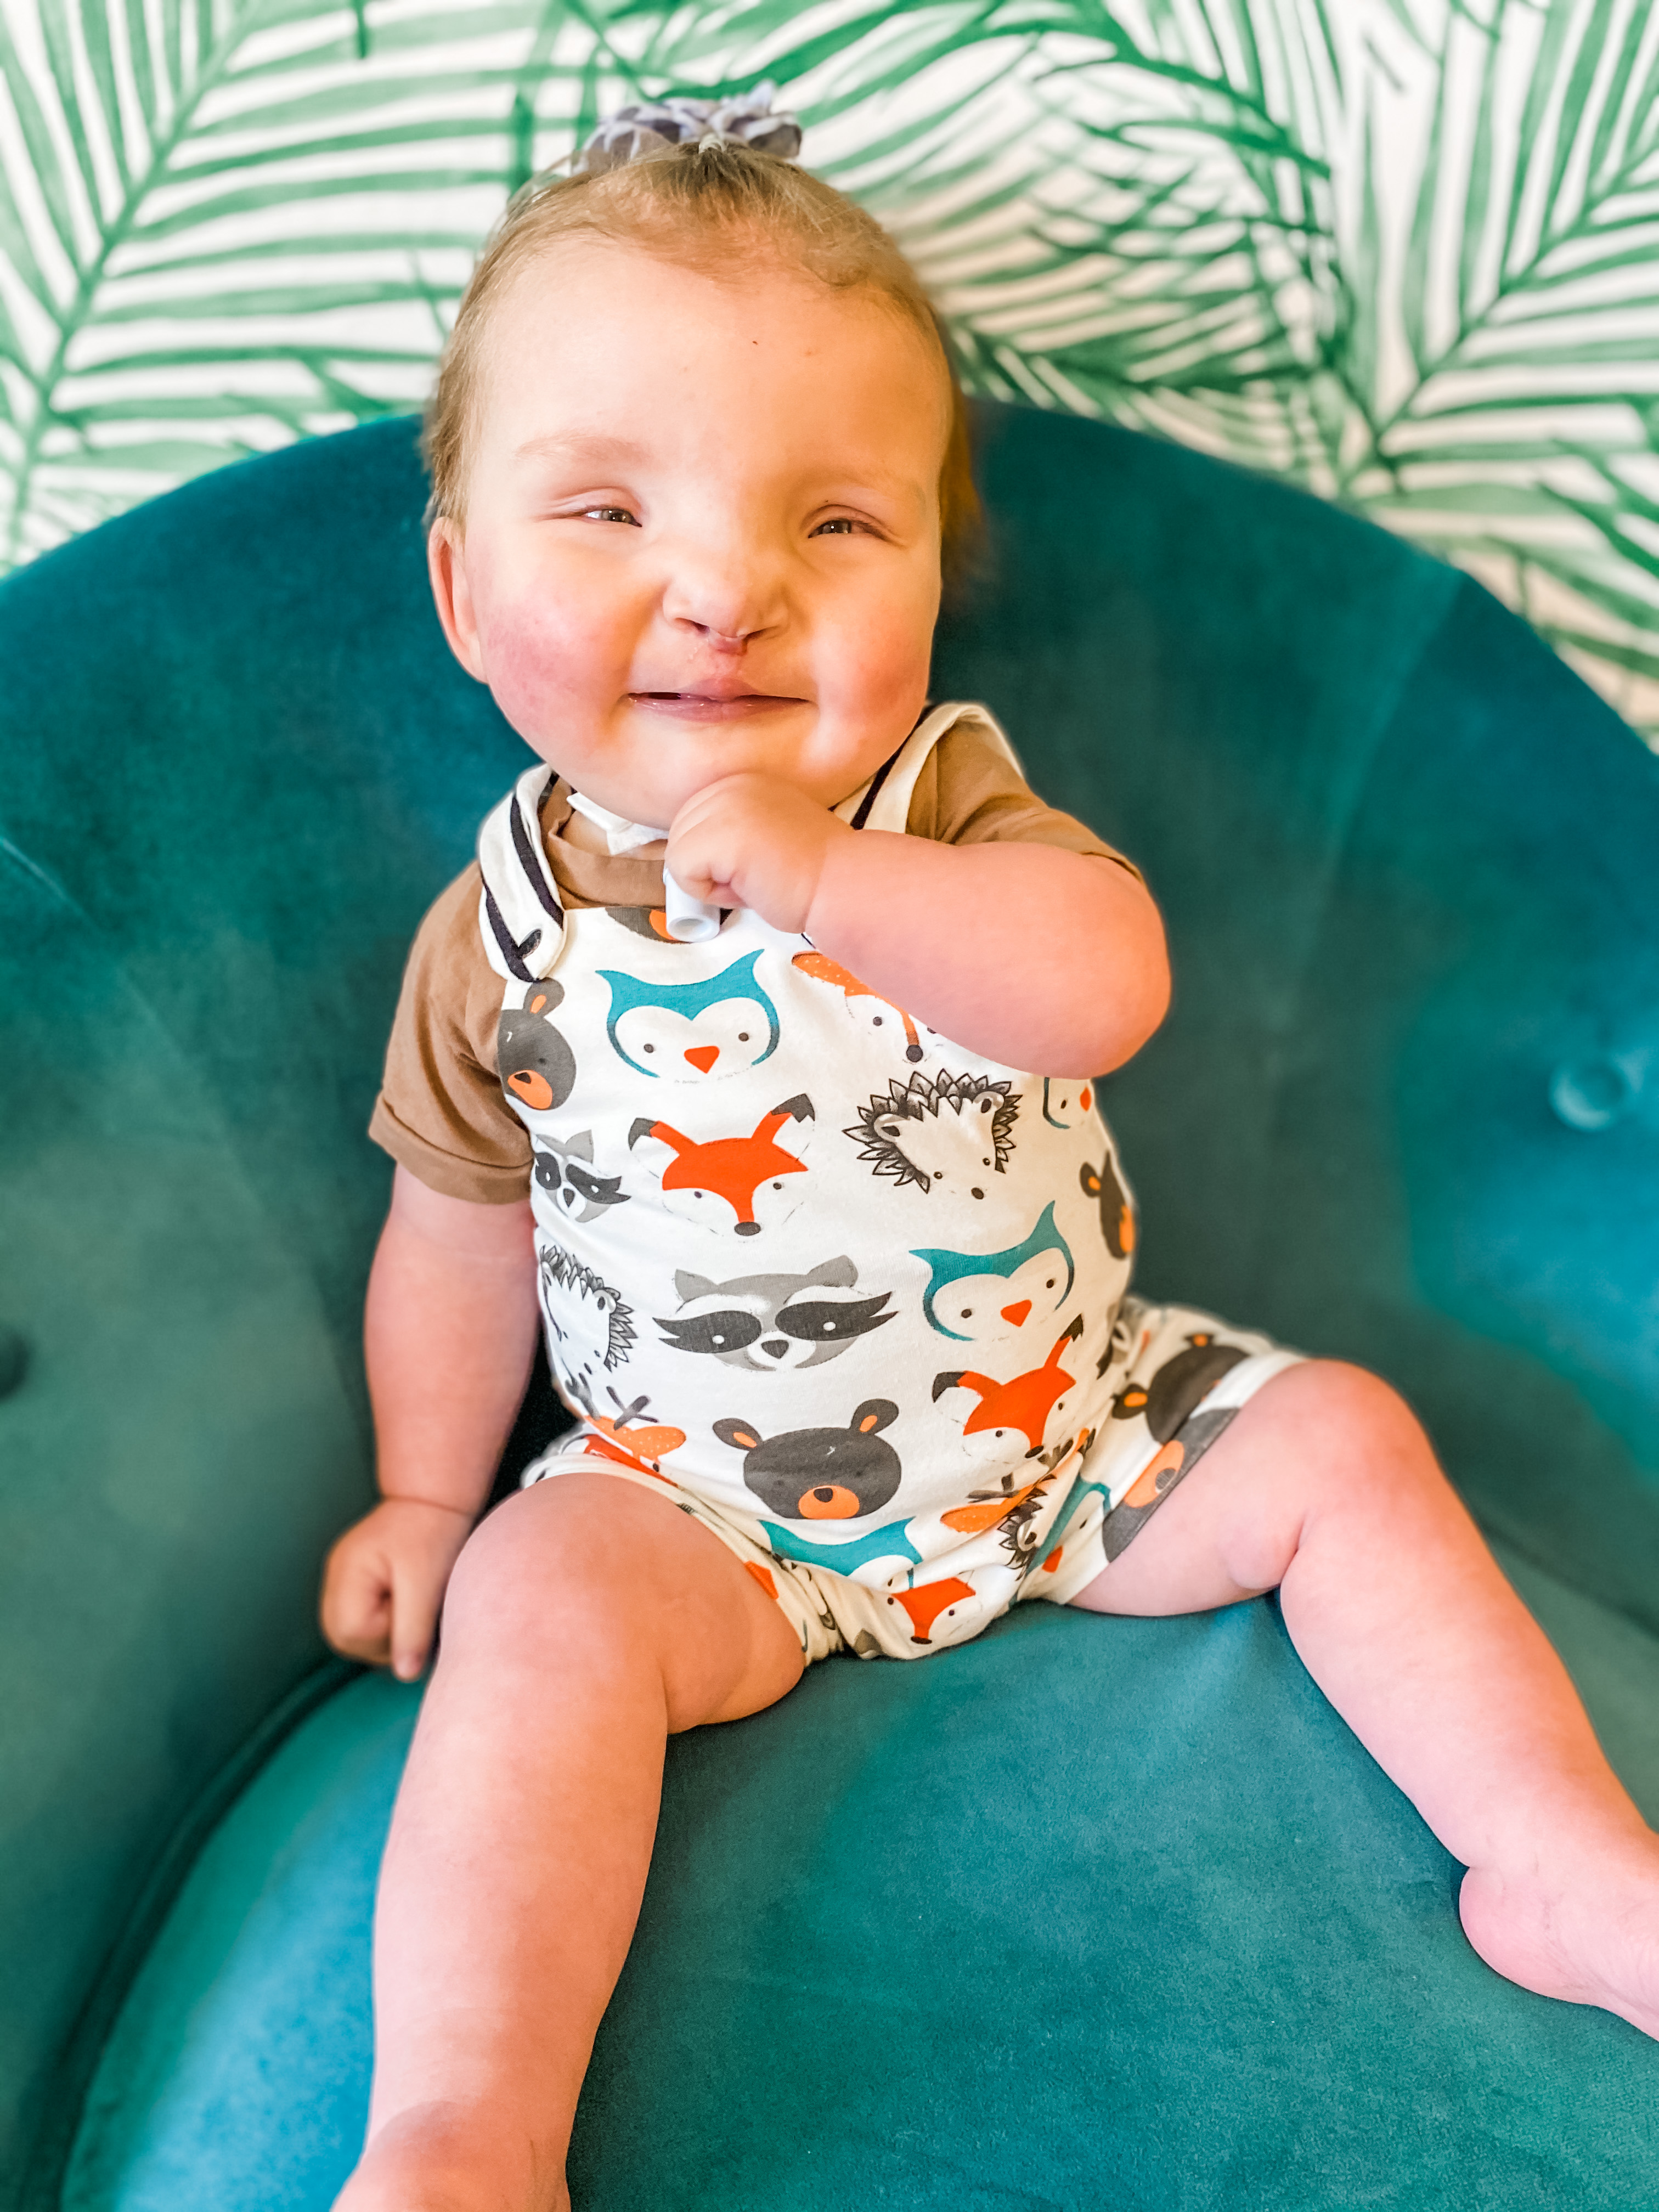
[1290,1356,1414,1430]
[1212,1353,1433,1601]
[1279,1358,1438,1509]
[440,1474,652,1656]
[1216,1360,1435,1590]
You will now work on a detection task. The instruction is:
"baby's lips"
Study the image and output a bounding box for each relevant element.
[628,691,799,719]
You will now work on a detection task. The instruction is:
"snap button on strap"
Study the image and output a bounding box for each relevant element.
[1549,1051,1647,1131]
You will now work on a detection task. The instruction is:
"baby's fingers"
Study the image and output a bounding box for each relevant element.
[320,1536,394,1666]
[389,1556,443,1683]
[319,1499,473,1679]
[663,826,727,906]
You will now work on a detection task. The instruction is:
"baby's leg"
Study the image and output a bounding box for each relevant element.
[334,1470,804,2212]
[1073,1360,1659,2040]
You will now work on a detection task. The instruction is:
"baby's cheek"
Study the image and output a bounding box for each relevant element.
[479,585,620,737]
[811,589,934,732]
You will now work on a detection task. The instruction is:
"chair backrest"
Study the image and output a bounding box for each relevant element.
[941,405,1659,1628]
[2,405,1656,2199]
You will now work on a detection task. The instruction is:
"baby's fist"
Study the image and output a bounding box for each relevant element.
[666,773,848,934]
[320,1497,474,1681]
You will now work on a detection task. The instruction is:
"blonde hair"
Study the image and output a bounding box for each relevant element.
[422,138,982,581]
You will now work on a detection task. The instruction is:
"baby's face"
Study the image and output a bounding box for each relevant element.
[431,239,950,823]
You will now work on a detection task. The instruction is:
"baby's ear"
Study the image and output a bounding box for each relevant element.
[426,518,489,680]
[714,1418,762,1452]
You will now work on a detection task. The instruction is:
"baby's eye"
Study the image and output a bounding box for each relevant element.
[810,517,869,537]
[582,505,639,526]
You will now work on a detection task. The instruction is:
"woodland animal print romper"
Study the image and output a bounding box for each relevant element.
[478,703,1303,1661]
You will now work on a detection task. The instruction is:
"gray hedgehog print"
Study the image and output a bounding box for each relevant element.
[654,1254,895,1372]
[538,1241,636,1417]
[846,1070,1019,1198]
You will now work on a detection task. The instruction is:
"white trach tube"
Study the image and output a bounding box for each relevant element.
[660,871,724,943]
[566,789,723,943]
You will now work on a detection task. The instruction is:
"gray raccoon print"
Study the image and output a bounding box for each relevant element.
[653,1254,895,1372]
[846,1069,1019,1199]
[532,1131,629,1223]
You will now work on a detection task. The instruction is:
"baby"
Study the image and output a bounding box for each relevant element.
[321,91,1659,2212]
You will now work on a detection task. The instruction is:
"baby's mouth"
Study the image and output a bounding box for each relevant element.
[629,690,799,718]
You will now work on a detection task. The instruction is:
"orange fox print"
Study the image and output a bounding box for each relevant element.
[629,1095,814,1238]
[888,1576,976,1645]
[792,950,924,1062]
[580,1394,689,1481]
[932,1316,1085,1454]
[940,1473,1051,1536]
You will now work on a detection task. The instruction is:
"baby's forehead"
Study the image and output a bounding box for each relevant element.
[468,236,949,498]
[488,231,944,395]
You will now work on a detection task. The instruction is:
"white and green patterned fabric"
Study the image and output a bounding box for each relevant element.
[2,0,1656,739]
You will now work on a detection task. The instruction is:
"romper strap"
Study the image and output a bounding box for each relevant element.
[477,763,567,982]
[832,701,1025,836]
[846,746,900,831]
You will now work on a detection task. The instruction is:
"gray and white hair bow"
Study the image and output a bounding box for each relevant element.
[577,81,802,174]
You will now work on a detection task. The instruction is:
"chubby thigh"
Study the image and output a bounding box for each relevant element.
[520,1296,1301,1661]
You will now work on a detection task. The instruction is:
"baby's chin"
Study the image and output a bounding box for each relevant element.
[534,699,878,810]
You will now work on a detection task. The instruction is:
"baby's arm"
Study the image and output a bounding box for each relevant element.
[321,1166,539,1679]
[668,771,1169,1076]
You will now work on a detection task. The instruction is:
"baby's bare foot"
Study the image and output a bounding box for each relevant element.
[1459,1826,1659,2040]
[332,2101,569,2212]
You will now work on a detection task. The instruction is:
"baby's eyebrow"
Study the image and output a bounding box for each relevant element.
[514,430,652,466]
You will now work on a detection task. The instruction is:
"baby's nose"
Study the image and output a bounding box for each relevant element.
[663,549,783,646]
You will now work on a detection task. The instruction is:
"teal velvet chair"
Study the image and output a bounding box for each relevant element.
[3,403,1657,2212]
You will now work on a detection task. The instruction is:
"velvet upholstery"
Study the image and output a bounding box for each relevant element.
[1,405,1656,2209]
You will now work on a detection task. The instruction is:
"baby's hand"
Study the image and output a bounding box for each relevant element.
[666,772,850,934]
[320,1497,475,1681]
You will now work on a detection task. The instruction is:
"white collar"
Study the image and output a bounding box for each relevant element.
[565,788,722,943]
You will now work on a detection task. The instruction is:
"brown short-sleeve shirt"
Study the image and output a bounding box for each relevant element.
[370,723,1138,1204]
